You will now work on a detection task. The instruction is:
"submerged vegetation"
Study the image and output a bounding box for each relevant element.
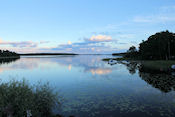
[0,79,61,117]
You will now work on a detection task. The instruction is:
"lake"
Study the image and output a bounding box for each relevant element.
[0,55,175,117]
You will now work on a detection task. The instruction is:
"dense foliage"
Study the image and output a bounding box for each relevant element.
[0,50,19,57]
[125,30,175,60]
[124,46,139,59]
[0,79,61,117]
[139,30,175,60]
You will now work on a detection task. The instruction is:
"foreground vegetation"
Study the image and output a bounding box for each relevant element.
[0,79,62,117]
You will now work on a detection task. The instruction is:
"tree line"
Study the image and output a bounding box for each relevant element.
[125,30,175,60]
[0,50,19,57]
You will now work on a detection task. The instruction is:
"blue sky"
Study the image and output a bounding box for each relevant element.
[0,0,175,53]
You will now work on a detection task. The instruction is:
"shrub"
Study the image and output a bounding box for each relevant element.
[0,79,61,117]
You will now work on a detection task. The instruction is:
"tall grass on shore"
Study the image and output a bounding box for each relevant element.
[0,79,61,117]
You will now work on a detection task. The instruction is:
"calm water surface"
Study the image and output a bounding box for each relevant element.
[0,55,175,117]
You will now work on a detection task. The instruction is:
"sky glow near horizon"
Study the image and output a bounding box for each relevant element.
[0,0,175,54]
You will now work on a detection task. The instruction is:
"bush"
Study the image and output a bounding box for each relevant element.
[0,79,61,117]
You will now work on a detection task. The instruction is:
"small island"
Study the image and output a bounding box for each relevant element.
[0,50,20,59]
[0,50,20,64]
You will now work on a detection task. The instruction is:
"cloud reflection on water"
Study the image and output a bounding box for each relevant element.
[1,55,175,117]
[0,55,114,76]
[89,68,112,75]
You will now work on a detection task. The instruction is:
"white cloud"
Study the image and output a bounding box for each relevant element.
[133,15,175,23]
[88,35,112,42]
[0,35,122,54]
[67,41,72,45]
[0,39,38,48]
[160,5,175,12]
[40,41,50,44]
[49,35,119,54]
[133,5,175,23]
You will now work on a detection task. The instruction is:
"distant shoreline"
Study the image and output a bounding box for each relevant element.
[112,52,127,56]
[19,53,114,56]
[19,53,78,56]
[1,53,115,57]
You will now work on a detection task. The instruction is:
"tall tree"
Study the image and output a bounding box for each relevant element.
[139,30,175,60]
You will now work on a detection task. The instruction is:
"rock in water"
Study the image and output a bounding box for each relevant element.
[171,65,175,70]
[108,59,117,65]
[172,72,175,76]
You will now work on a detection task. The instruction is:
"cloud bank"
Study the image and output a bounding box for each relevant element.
[86,35,112,42]
[133,5,175,23]
[51,35,118,54]
[0,34,120,54]
[0,39,38,47]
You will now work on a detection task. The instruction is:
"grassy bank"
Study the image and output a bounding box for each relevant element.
[140,60,175,73]
[102,57,129,61]
[102,57,175,73]
[112,52,127,56]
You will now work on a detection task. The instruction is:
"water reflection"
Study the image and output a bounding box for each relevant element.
[139,73,175,93]
[0,58,20,74]
[0,57,20,65]
[0,55,114,77]
[1,55,175,117]
[89,68,112,75]
[118,61,138,75]
[117,61,175,93]
[68,64,72,71]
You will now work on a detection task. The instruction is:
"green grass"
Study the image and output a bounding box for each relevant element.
[141,60,175,72]
[102,57,127,61]
[102,57,175,73]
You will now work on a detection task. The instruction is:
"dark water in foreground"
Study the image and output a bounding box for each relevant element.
[0,55,175,117]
